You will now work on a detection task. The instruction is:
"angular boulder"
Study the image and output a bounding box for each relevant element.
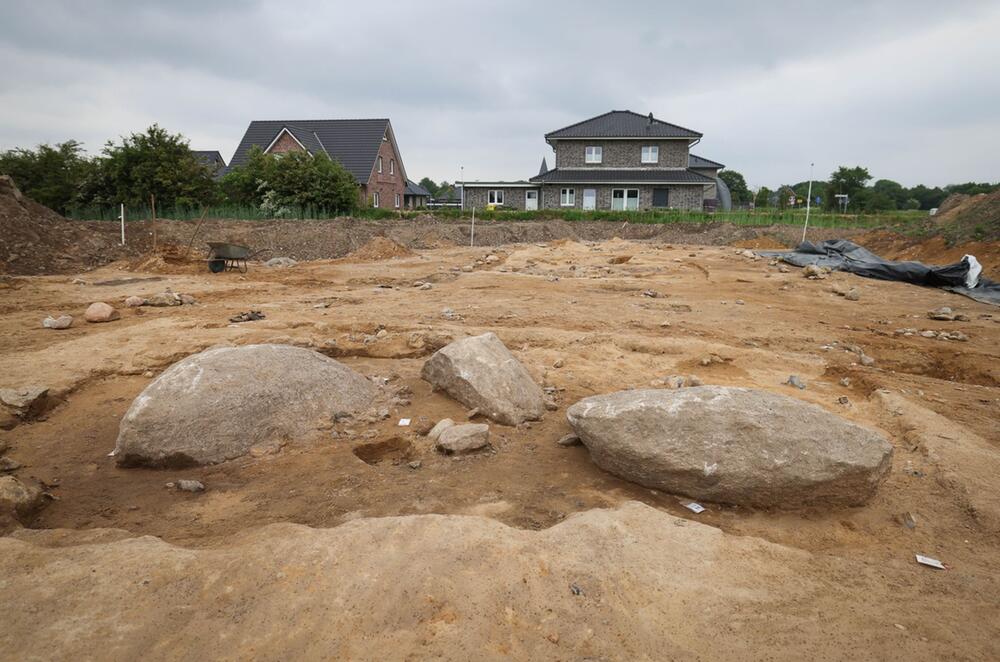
[0,476,46,527]
[566,386,893,508]
[420,332,545,425]
[115,344,378,467]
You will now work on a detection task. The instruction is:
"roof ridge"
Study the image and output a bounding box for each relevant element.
[543,110,619,138]
[620,110,703,137]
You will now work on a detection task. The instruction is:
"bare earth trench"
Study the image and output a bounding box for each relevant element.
[1,238,998,660]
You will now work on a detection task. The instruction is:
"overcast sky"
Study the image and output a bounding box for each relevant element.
[1,0,998,189]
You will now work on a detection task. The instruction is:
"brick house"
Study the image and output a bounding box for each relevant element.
[462,110,727,212]
[228,119,408,209]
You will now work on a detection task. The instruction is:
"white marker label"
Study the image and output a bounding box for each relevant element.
[398,418,411,427]
[915,554,945,569]
[684,502,706,514]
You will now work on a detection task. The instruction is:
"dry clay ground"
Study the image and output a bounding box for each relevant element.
[1,238,999,660]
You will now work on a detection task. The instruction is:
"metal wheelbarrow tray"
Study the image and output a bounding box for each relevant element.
[206,242,252,273]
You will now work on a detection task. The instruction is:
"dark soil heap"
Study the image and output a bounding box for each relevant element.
[0,176,125,275]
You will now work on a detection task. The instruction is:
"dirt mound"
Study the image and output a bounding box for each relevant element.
[347,235,414,261]
[730,236,789,249]
[857,229,1000,276]
[0,175,125,275]
[124,243,206,274]
[933,190,1000,245]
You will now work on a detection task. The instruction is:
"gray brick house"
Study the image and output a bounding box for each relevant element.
[462,110,726,212]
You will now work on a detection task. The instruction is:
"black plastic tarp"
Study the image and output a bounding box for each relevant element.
[757,239,1000,306]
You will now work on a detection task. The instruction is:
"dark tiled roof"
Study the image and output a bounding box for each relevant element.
[529,168,714,185]
[689,154,725,169]
[545,110,702,140]
[228,119,391,183]
[192,150,226,167]
[405,179,431,196]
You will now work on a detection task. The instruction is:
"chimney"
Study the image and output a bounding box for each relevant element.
[647,112,654,125]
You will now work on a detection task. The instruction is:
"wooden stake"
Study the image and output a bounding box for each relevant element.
[184,207,209,260]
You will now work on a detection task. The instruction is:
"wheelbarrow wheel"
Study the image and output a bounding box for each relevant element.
[208,258,226,273]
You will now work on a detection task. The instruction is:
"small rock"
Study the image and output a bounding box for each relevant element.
[466,408,480,420]
[837,396,851,406]
[144,291,182,307]
[641,289,660,298]
[839,377,851,387]
[803,265,828,279]
[0,457,22,472]
[407,461,422,470]
[687,375,703,387]
[557,433,581,447]
[0,475,47,524]
[436,423,490,454]
[461,265,473,273]
[441,308,460,321]
[608,255,632,264]
[920,330,937,338]
[552,359,564,369]
[734,299,745,305]
[42,315,73,329]
[179,294,197,305]
[485,254,500,264]
[84,302,120,323]
[419,282,433,290]
[928,306,956,321]
[176,480,205,493]
[785,375,806,390]
[860,354,876,366]
[375,329,388,339]
[659,320,671,328]
[845,288,860,301]
[426,418,455,441]
[124,296,145,307]
[265,257,297,268]
[665,376,686,389]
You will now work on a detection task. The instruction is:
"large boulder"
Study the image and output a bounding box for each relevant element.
[115,344,378,466]
[566,387,893,508]
[420,332,545,425]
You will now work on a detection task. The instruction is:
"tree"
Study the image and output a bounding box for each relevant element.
[417,177,439,198]
[0,140,93,214]
[90,124,217,209]
[872,179,906,209]
[718,170,750,206]
[436,180,457,200]
[854,188,895,212]
[220,146,358,216]
[906,184,947,210]
[754,186,772,208]
[826,166,872,211]
[791,180,828,207]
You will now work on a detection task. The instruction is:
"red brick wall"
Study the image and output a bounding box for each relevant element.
[363,134,406,209]
[266,130,305,155]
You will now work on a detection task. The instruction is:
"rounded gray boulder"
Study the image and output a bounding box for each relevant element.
[566,386,893,508]
[115,344,378,467]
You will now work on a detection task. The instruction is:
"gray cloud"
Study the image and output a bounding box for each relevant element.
[1,0,998,188]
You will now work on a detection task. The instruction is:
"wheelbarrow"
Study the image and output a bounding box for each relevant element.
[206,242,273,273]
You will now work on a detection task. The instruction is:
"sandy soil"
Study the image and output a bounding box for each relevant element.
[2,237,999,659]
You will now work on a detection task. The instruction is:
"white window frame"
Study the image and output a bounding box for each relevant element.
[377,156,383,173]
[487,189,505,206]
[641,145,659,164]
[612,188,640,211]
[390,159,395,175]
[560,188,576,207]
[584,146,602,164]
[373,191,380,207]
[394,193,400,208]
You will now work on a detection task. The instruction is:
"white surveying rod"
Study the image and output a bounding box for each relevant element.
[801,163,814,244]
[470,207,476,247]
[120,203,126,245]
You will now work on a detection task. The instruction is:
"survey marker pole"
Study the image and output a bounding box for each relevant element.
[801,163,814,244]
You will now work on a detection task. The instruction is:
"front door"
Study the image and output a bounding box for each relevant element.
[525,190,538,210]
[583,188,596,210]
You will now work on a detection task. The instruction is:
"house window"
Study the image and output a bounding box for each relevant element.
[394,193,400,208]
[641,146,659,164]
[390,159,395,175]
[377,156,383,173]
[373,191,380,207]
[487,190,505,205]
[560,188,575,206]
[585,146,602,164]
[611,189,640,211]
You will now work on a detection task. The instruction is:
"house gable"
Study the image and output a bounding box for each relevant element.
[265,127,308,155]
